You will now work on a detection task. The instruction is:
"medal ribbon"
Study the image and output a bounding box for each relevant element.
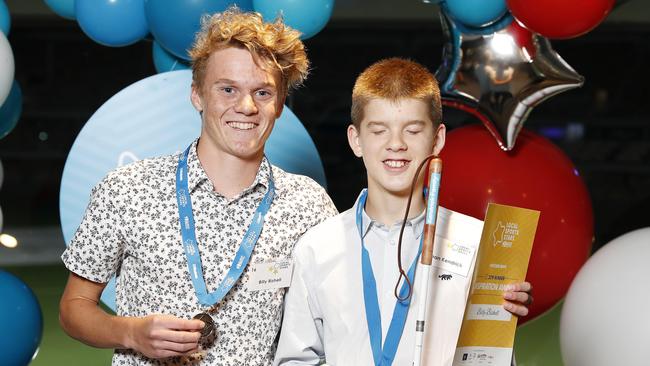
[356,189,422,366]
[176,144,275,307]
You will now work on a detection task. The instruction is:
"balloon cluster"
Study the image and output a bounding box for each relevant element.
[431,0,615,151]
[0,1,22,139]
[43,0,334,74]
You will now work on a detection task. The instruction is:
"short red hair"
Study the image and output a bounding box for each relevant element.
[351,58,442,128]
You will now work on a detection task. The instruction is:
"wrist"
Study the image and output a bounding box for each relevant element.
[113,315,137,350]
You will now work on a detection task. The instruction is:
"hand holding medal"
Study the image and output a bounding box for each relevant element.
[193,313,216,342]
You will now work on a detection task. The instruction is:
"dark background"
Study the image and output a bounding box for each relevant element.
[1,13,649,254]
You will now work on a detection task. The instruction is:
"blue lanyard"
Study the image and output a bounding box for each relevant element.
[175,145,275,307]
[356,189,422,366]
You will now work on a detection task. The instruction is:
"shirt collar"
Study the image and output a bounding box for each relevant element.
[355,190,426,239]
[185,139,272,195]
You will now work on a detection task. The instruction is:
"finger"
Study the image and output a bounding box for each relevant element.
[505,282,532,294]
[157,316,205,331]
[157,329,202,343]
[153,340,201,353]
[503,291,531,304]
[152,349,198,359]
[503,301,529,317]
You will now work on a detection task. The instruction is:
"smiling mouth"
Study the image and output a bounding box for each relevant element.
[227,121,258,130]
[383,159,410,168]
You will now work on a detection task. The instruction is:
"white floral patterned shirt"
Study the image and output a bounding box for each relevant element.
[62,139,338,365]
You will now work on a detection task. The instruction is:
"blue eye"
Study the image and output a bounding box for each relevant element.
[222,87,234,94]
[256,90,273,99]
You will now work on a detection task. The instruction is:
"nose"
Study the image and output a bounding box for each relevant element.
[387,131,407,152]
[234,93,258,115]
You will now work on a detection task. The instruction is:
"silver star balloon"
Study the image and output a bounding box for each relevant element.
[436,12,584,150]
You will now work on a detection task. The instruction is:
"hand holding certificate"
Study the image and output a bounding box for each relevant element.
[453,203,540,366]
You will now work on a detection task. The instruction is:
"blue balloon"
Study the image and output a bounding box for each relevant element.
[60,70,327,310]
[145,0,253,60]
[44,0,75,20]
[253,0,334,40]
[0,270,43,366]
[0,1,10,36]
[76,0,149,47]
[440,0,507,28]
[0,80,21,139]
[152,41,190,74]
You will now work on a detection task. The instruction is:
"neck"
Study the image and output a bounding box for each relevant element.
[364,184,425,227]
[196,139,263,199]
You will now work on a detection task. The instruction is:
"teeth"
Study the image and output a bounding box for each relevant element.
[384,160,407,168]
[228,122,256,130]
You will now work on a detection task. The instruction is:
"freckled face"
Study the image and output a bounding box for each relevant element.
[191,47,284,160]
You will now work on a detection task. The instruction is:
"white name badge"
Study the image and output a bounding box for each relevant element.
[246,260,294,291]
[431,237,476,277]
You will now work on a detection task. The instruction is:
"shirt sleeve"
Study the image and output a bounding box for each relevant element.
[306,178,339,230]
[61,173,126,283]
[273,243,325,366]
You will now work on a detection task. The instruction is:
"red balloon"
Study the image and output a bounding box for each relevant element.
[439,125,593,323]
[507,0,615,39]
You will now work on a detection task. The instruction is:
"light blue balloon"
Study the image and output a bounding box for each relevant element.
[441,0,507,28]
[253,0,334,40]
[145,0,253,60]
[0,80,21,139]
[0,1,10,36]
[0,270,43,366]
[152,41,190,74]
[76,0,149,47]
[44,0,75,20]
[60,70,327,310]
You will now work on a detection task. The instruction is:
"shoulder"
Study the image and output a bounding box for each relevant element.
[271,165,338,219]
[272,165,328,197]
[97,154,176,192]
[293,207,355,260]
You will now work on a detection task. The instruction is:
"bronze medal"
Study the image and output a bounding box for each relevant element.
[193,313,216,341]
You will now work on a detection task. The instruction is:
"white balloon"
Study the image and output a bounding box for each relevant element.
[560,227,650,366]
[0,31,14,105]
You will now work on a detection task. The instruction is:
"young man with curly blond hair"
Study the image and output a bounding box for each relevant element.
[59,8,336,365]
[274,58,531,366]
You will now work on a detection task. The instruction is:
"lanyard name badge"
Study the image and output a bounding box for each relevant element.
[176,144,275,341]
[356,189,422,366]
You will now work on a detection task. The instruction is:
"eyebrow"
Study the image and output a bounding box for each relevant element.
[213,79,277,90]
[365,120,428,128]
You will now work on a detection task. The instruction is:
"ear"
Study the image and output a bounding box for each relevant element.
[190,83,203,113]
[432,123,446,156]
[347,124,363,158]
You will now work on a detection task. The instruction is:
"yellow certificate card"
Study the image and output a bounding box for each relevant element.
[453,203,540,366]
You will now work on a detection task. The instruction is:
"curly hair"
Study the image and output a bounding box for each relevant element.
[189,7,309,98]
[351,58,442,128]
